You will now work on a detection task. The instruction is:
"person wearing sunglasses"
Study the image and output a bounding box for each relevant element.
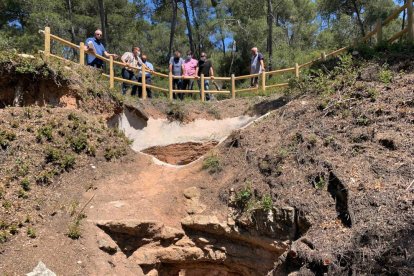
[195,52,214,101]
[84,29,118,69]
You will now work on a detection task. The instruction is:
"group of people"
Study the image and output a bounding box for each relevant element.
[84,29,266,100]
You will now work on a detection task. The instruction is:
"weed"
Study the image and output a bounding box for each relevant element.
[167,103,185,122]
[0,230,7,243]
[27,227,36,238]
[0,130,16,149]
[60,154,76,171]
[366,88,378,101]
[308,134,317,147]
[378,64,393,84]
[202,153,221,174]
[236,185,253,209]
[67,215,83,240]
[2,200,12,210]
[9,224,18,235]
[36,125,53,142]
[45,147,62,163]
[261,194,273,211]
[15,159,29,177]
[68,201,79,216]
[277,147,289,158]
[36,169,56,185]
[23,107,32,119]
[355,115,370,126]
[69,135,88,153]
[17,189,29,199]
[21,179,30,192]
[323,136,335,147]
[67,112,80,121]
[313,176,326,189]
[104,146,127,161]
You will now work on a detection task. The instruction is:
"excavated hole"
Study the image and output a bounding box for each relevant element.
[109,106,256,165]
[142,141,219,165]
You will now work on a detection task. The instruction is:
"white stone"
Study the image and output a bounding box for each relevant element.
[26,261,56,276]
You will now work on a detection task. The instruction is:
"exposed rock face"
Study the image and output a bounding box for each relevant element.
[26,261,56,276]
[96,215,293,275]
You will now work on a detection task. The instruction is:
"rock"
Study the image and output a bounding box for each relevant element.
[96,220,164,237]
[183,187,200,199]
[26,261,56,276]
[98,238,118,255]
[146,269,159,276]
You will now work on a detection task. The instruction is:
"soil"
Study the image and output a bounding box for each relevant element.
[142,141,219,165]
[204,60,414,274]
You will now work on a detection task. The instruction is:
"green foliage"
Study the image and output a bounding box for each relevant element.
[261,194,273,211]
[0,230,7,243]
[27,227,36,238]
[104,146,127,161]
[167,102,185,122]
[378,64,393,84]
[0,130,16,149]
[202,153,221,174]
[20,178,31,191]
[69,135,88,153]
[36,125,53,142]
[235,185,253,209]
[2,200,12,210]
[313,176,326,190]
[17,189,29,199]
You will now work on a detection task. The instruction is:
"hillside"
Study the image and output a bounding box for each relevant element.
[0,48,413,276]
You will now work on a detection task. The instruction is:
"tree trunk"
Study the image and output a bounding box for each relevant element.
[168,0,178,60]
[189,0,202,56]
[66,0,77,58]
[182,0,194,53]
[267,0,273,71]
[352,0,365,36]
[97,0,108,45]
[402,0,407,31]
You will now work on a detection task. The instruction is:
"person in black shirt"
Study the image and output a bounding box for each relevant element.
[195,52,214,101]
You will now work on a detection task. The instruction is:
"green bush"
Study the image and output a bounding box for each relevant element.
[27,227,36,238]
[261,194,273,211]
[20,178,31,191]
[36,125,53,142]
[202,154,221,174]
[378,64,393,84]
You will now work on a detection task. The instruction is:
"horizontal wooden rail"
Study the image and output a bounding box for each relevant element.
[151,71,169,78]
[146,83,169,92]
[266,83,289,89]
[235,87,258,93]
[389,27,409,43]
[172,89,200,93]
[50,34,80,49]
[326,46,349,58]
[266,67,295,75]
[234,73,260,80]
[383,3,408,26]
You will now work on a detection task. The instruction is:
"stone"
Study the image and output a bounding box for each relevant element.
[183,187,200,199]
[26,261,56,276]
[98,238,118,255]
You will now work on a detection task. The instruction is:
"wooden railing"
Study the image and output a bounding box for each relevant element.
[38,0,414,101]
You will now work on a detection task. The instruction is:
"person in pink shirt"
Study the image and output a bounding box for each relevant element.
[182,50,198,92]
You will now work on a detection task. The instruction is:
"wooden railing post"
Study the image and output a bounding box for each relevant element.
[321,52,327,61]
[44,27,51,60]
[376,19,383,44]
[79,42,85,65]
[261,71,266,92]
[109,56,114,89]
[142,66,147,99]
[168,72,173,100]
[295,63,300,78]
[408,0,414,41]
[231,74,236,99]
[200,74,205,102]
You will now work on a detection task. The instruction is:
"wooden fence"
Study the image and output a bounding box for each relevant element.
[38,1,413,101]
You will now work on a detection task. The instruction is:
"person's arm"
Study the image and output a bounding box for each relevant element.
[104,51,118,59]
[195,65,199,79]
[210,64,214,79]
[260,59,265,71]
[181,64,185,76]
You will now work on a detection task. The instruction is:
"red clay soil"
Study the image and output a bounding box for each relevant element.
[142,141,219,165]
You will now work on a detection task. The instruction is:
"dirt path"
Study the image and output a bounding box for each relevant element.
[81,153,227,275]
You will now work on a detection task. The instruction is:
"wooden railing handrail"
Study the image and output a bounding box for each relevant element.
[39,2,412,101]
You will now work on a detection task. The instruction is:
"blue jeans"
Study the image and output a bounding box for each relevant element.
[121,68,138,96]
[197,80,211,101]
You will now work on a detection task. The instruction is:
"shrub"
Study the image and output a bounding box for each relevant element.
[0,130,16,149]
[378,64,393,84]
[45,147,62,163]
[17,189,29,199]
[67,220,82,239]
[261,194,273,211]
[104,146,127,161]
[0,230,7,243]
[202,153,221,174]
[60,154,76,171]
[27,227,36,238]
[70,135,88,153]
[20,178,30,191]
[36,125,53,142]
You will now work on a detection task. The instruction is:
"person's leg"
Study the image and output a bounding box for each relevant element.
[121,69,130,95]
[173,79,178,99]
[131,74,138,96]
[137,77,143,98]
[178,80,184,100]
[204,80,210,101]
[146,77,152,98]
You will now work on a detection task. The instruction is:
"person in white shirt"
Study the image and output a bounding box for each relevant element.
[120,47,143,96]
